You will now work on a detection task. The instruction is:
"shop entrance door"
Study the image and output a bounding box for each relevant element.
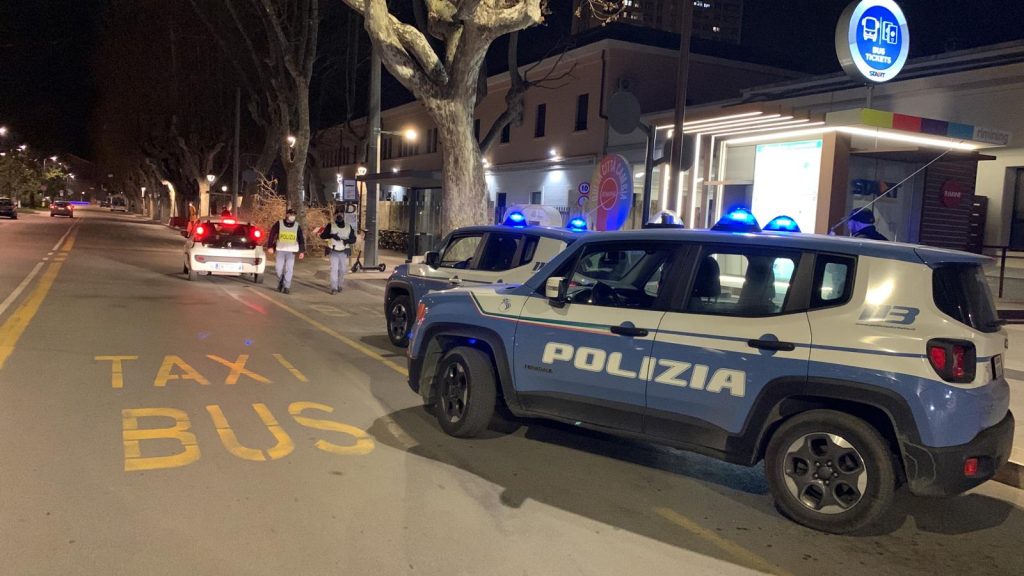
[1012,170,1024,249]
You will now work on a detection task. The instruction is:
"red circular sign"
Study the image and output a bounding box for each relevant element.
[940,179,964,208]
[591,154,633,231]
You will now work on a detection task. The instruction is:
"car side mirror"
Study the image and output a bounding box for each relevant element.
[424,251,440,268]
[546,277,568,307]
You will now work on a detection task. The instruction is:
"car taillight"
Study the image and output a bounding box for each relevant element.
[222,218,237,225]
[195,225,206,237]
[964,457,980,477]
[50,204,55,209]
[927,339,976,384]
[195,255,206,263]
[251,228,263,242]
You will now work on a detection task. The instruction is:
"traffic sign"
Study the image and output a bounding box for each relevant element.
[836,0,910,83]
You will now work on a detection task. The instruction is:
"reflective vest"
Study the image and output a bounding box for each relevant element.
[328,222,353,252]
[276,220,300,252]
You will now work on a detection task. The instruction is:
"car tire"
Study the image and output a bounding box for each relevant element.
[254,273,264,284]
[187,267,198,282]
[434,346,497,438]
[386,294,413,347]
[765,409,896,534]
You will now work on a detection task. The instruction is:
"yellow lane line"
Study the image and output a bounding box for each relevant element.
[250,290,408,376]
[654,507,793,576]
[0,225,78,371]
[273,353,310,382]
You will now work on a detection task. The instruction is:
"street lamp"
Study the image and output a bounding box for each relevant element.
[286,135,297,148]
[221,185,228,192]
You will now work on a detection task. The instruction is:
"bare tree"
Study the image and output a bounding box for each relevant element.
[339,0,548,233]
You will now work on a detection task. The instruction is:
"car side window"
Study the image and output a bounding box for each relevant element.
[518,236,541,267]
[476,233,524,272]
[812,255,856,308]
[439,234,483,269]
[566,245,670,309]
[687,248,799,317]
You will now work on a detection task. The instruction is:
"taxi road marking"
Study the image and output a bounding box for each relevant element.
[655,507,794,576]
[273,353,309,382]
[251,290,408,376]
[96,355,139,389]
[0,225,78,371]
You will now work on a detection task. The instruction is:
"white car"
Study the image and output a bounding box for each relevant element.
[182,217,266,283]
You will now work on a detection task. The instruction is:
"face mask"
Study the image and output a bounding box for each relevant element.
[286,216,296,224]
[335,217,344,225]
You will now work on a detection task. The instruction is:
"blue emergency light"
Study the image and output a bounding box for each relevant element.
[764,215,801,233]
[504,211,527,227]
[567,217,588,232]
[712,207,761,233]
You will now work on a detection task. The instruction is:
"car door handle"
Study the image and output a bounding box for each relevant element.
[747,339,796,352]
[610,324,648,337]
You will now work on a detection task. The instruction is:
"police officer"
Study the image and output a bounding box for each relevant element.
[266,208,305,294]
[848,208,889,241]
[320,212,357,294]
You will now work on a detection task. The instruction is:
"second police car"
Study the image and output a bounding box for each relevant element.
[383,213,588,347]
[405,209,1013,534]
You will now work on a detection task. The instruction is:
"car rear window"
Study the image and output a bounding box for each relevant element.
[932,264,1001,333]
[199,223,258,248]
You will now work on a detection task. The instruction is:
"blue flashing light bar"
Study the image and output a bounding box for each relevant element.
[764,215,801,233]
[712,207,761,233]
[567,217,587,232]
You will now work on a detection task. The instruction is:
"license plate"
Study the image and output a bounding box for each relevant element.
[992,355,1004,379]
[214,263,244,272]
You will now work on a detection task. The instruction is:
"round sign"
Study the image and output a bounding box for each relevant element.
[836,0,910,84]
[940,179,964,208]
[590,154,633,231]
[578,182,590,195]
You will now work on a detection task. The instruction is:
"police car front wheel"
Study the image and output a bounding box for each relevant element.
[765,410,896,534]
[434,346,497,438]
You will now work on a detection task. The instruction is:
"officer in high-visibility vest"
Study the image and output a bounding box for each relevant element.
[319,212,357,294]
[266,207,305,294]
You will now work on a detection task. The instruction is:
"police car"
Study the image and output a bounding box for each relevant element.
[383,212,587,347]
[406,209,1013,534]
[182,217,266,283]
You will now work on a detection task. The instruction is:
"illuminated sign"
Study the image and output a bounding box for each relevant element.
[836,0,910,83]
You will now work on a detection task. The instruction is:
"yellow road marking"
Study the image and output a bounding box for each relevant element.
[206,403,295,461]
[655,507,793,576]
[153,355,210,387]
[0,261,63,371]
[60,231,76,252]
[289,401,375,455]
[122,407,201,471]
[273,353,309,382]
[251,290,407,376]
[207,354,271,385]
[96,355,139,389]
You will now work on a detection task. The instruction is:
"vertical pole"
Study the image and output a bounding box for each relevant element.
[866,84,874,109]
[665,0,694,219]
[232,87,241,214]
[365,46,382,269]
[641,123,655,227]
[1000,246,1007,299]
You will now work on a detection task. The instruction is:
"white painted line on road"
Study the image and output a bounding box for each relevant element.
[0,222,77,322]
[0,262,44,320]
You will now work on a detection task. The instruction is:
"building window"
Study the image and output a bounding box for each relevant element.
[427,128,439,153]
[500,123,510,144]
[382,137,393,160]
[474,119,481,142]
[535,104,546,138]
[530,191,542,204]
[575,94,589,132]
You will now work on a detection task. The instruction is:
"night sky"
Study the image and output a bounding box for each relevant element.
[2,0,1023,160]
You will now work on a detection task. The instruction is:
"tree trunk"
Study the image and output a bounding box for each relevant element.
[284,78,311,220]
[198,179,211,217]
[431,102,489,234]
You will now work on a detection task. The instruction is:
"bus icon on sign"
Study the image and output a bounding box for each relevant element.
[862,15,899,45]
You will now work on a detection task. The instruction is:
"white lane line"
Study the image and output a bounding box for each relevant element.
[0,262,45,320]
[0,222,77,320]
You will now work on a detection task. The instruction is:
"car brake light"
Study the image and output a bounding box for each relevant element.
[50,204,55,209]
[927,339,976,383]
[195,225,206,237]
[964,457,980,477]
[251,228,263,241]
[195,255,206,263]
[222,218,236,225]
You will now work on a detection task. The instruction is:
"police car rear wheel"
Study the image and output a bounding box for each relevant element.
[386,295,412,347]
[766,410,895,534]
[435,347,497,438]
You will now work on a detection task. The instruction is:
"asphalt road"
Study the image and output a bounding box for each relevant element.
[0,207,1022,576]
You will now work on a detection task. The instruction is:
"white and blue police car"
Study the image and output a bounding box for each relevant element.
[384,213,588,346]
[406,209,1013,533]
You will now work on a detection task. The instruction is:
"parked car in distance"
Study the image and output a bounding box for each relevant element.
[0,197,16,219]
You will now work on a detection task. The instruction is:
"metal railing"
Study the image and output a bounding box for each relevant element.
[983,245,1024,298]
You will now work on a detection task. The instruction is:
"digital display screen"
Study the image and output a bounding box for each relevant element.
[752,140,824,233]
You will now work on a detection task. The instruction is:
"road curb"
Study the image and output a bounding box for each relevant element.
[995,460,1024,489]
